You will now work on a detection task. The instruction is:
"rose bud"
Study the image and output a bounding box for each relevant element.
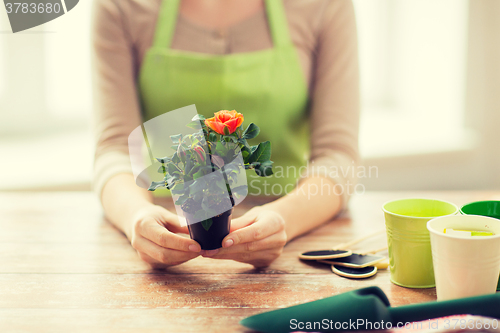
[193,146,206,163]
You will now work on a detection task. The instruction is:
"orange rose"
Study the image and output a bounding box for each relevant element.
[204,110,244,135]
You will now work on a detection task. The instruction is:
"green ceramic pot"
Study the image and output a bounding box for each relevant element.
[460,200,500,219]
[383,198,458,288]
[460,200,500,291]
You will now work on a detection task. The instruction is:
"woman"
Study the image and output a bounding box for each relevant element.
[92,0,359,268]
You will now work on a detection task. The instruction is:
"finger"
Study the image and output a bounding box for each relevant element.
[200,248,220,257]
[222,212,285,248]
[139,219,201,252]
[216,232,286,254]
[137,251,157,264]
[166,223,189,235]
[156,208,190,234]
[134,236,200,266]
[229,212,257,232]
[137,251,170,269]
[210,249,280,267]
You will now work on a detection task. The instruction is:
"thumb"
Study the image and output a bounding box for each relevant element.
[157,206,189,234]
[230,210,258,232]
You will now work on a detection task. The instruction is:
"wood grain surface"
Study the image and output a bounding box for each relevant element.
[0,191,497,332]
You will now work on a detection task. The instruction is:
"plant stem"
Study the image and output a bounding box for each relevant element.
[220,165,235,207]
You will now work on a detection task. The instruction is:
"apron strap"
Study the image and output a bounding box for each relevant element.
[153,0,181,48]
[265,0,292,48]
[152,0,292,49]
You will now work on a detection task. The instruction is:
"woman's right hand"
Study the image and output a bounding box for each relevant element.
[128,205,202,268]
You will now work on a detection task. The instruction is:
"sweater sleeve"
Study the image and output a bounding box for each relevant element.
[302,0,361,210]
[91,0,142,198]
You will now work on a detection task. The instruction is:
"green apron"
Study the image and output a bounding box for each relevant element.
[138,0,309,196]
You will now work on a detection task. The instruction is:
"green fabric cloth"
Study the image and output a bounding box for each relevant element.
[240,286,500,332]
[138,0,309,196]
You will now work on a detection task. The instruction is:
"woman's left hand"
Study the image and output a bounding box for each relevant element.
[205,207,287,267]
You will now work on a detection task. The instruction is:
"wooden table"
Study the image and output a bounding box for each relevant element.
[1,191,498,332]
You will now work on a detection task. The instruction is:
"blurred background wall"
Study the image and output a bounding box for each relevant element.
[0,0,498,192]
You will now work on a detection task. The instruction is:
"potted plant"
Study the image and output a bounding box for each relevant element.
[148,110,273,250]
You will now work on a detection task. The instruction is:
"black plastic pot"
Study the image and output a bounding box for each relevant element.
[185,209,233,250]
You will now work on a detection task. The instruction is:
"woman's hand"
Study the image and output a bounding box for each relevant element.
[128,205,202,268]
[207,207,287,267]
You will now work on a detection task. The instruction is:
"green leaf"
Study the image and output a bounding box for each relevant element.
[208,133,217,142]
[156,156,171,163]
[223,126,230,136]
[167,163,180,176]
[248,141,272,164]
[192,114,206,121]
[251,161,261,168]
[232,185,248,196]
[148,181,167,191]
[170,134,182,144]
[215,141,228,156]
[193,209,216,221]
[184,153,193,174]
[174,194,189,206]
[189,179,206,194]
[157,164,167,174]
[223,135,237,143]
[241,146,251,160]
[190,137,200,147]
[165,174,177,185]
[201,196,212,210]
[243,123,260,140]
[171,153,181,164]
[215,179,228,192]
[193,165,212,180]
[186,120,202,129]
[171,183,186,195]
[192,191,203,203]
[201,219,213,231]
[256,161,273,177]
[188,164,200,176]
[193,169,205,180]
[223,163,240,174]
